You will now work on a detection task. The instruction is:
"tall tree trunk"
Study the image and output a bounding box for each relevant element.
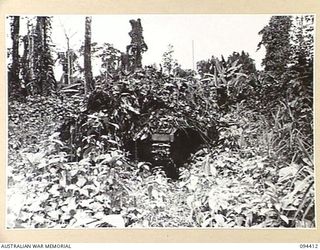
[84,16,93,94]
[21,36,29,85]
[35,17,44,94]
[34,16,56,96]
[27,20,35,91]
[9,16,21,98]
[127,19,148,72]
[42,17,50,96]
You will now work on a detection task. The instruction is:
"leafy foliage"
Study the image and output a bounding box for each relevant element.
[227,51,257,75]
[8,89,314,228]
[291,15,314,75]
[61,65,222,167]
[97,43,122,79]
[162,44,180,75]
[197,56,251,110]
[258,16,292,79]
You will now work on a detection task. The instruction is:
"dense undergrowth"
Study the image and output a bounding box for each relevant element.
[7,58,315,228]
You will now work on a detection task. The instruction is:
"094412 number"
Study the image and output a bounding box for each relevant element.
[300,244,319,249]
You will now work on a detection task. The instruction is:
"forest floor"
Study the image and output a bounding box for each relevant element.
[7,96,82,228]
[6,96,313,228]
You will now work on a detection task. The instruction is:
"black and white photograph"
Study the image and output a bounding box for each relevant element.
[6,14,315,229]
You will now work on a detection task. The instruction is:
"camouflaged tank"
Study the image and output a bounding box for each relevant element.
[127,108,218,179]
